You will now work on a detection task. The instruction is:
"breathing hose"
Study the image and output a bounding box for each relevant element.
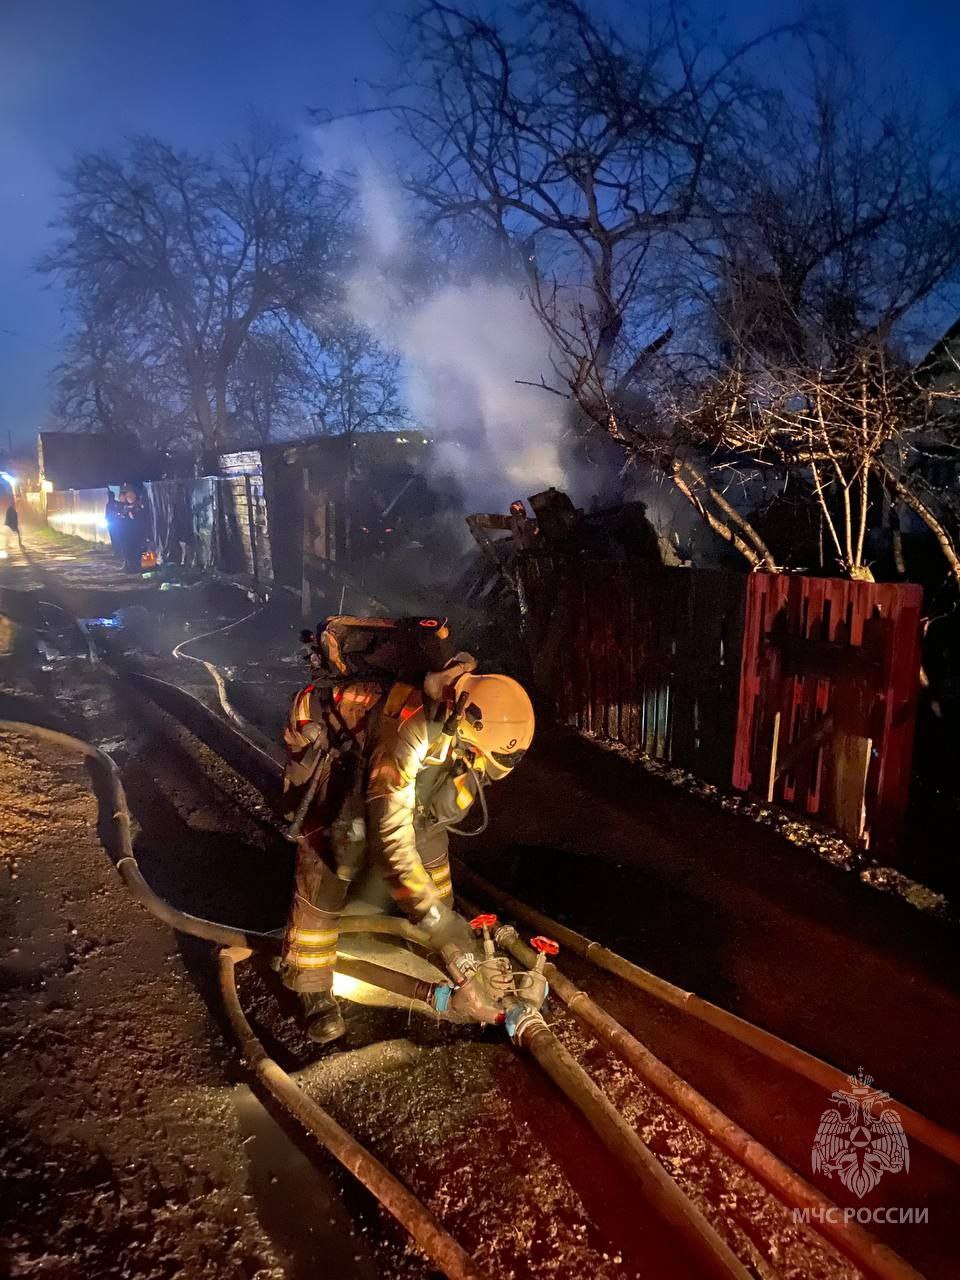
[429,761,490,839]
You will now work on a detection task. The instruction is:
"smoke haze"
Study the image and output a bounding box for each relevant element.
[346,173,572,513]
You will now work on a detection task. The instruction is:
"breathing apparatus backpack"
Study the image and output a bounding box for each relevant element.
[282,615,458,820]
[305,614,455,687]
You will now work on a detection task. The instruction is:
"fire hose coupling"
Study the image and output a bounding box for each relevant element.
[432,983,455,1014]
[504,1001,546,1045]
[493,922,518,949]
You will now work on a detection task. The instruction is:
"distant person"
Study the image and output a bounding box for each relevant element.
[170,486,196,569]
[115,486,133,568]
[4,501,23,552]
[104,489,124,559]
[119,486,146,573]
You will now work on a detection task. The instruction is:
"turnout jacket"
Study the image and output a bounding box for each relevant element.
[283,656,481,920]
[366,681,483,917]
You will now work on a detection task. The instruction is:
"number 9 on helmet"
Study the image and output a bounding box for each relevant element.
[452,673,535,780]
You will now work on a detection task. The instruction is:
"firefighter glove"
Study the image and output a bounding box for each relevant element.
[419,904,475,959]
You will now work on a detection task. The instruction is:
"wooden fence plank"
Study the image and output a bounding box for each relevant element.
[735,574,922,854]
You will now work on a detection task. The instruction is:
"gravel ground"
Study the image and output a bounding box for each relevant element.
[0,726,286,1279]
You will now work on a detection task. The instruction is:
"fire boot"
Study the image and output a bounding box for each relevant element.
[280,845,349,1044]
[301,989,346,1045]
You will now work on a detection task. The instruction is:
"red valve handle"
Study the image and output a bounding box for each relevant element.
[530,935,559,956]
[470,913,498,930]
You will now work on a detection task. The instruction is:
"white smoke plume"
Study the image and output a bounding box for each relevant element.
[346,172,571,514]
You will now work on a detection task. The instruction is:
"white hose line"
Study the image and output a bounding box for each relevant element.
[172,604,266,661]
[172,605,267,733]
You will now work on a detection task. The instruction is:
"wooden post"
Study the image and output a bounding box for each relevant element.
[301,467,311,619]
[766,711,781,802]
[244,475,259,584]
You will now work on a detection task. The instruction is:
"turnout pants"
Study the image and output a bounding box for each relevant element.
[280,760,365,996]
[417,820,454,908]
[281,839,348,994]
[280,807,454,995]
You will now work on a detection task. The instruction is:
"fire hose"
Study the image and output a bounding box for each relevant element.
[0,719,764,1275]
[9,716,917,1279]
[477,911,924,1280]
[219,947,486,1280]
[0,719,485,1280]
[453,857,960,1170]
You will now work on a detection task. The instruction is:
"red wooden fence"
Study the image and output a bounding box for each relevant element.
[519,557,923,855]
[733,575,923,855]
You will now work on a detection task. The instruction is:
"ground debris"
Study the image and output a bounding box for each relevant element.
[590,732,953,920]
[549,1013,859,1280]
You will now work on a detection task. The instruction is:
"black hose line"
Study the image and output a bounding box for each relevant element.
[0,718,427,953]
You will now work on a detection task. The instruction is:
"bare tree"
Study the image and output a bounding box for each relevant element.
[391,0,803,559]
[682,343,959,580]
[228,323,313,445]
[41,131,347,451]
[674,69,960,580]
[311,322,408,439]
[259,302,410,440]
[398,1,773,360]
[53,300,195,453]
[395,3,960,579]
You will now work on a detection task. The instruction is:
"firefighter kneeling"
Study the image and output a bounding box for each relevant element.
[279,617,535,1045]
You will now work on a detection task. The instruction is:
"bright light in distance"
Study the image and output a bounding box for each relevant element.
[0,472,15,488]
[0,549,8,560]
[48,511,107,529]
[41,480,54,494]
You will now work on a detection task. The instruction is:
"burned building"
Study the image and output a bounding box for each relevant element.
[221,433,466,614]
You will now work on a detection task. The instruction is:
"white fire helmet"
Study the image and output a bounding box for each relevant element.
[453,673,535,780]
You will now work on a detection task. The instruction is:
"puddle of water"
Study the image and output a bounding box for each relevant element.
[233,1086,380,1280]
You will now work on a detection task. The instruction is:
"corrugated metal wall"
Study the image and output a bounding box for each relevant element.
[519,558,746,784]
[46,477,273,581]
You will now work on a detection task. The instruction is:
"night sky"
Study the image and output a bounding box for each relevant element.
[1,0,957,451]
